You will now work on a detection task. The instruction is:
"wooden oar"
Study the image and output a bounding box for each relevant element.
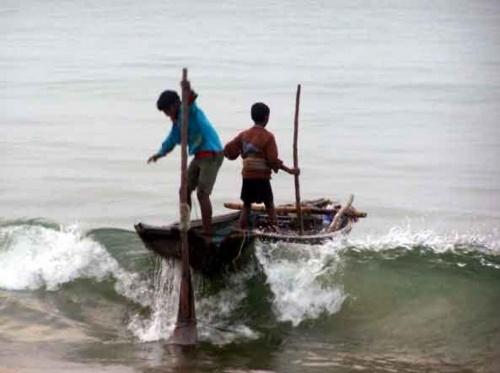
[172,68,197,345]
[293,84,304,235]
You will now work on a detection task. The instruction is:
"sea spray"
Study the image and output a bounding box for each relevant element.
[255,240,347,326]
[194,267,259,344]
[349,222,500,254]
[3,219,498,348]
[127,257,180,341]
[0,223,121,291]
[129,259,259,344]
[0,222,151,306]
[0,220,257,344]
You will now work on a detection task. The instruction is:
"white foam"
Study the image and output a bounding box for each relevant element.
[195,268,260,344]
[345,223,500,255]
[128,262,259,345]
[0,223,120,291]
[253,224,500,328]
[127,258,180,342]
[0,222,258,344]
[0,223,152,308]
[255,241,347,327]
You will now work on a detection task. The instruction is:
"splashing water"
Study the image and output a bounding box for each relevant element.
[255,240,347,327]
[0,220,259,344]
[195,268,260,344]
[253,223,500,327]
[127,258,180,342]
[346,223,500,254]
[0,222,151,305]
[0,223,120,291]
[2,219,498,348]
[128,259,259,344]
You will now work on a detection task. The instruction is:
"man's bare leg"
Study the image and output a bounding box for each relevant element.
[197,190,212,235]
[239,204,251,229]
[265,202,278,230]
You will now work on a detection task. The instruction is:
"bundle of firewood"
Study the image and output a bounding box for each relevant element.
[223,198,367,219]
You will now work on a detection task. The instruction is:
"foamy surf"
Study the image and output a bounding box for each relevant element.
[255,240,347,326]
[253,223,500,327]
[127,258,181,342]
[2,219,498,348]
[0,221,151,306]
[0,222,120,291]
[194,268,260,344]
[0,221,258,345]
[128,260,259,345]
[344,223,500,254]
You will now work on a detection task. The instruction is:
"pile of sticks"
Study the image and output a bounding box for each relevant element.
[223,198,367,219]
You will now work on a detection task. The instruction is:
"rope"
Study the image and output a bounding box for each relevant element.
[232,229,249,266]
[179,203,191,231]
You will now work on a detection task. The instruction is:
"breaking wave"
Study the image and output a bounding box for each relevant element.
[255,240,347,326]
[0,222,119,291]
[1,219,498,345]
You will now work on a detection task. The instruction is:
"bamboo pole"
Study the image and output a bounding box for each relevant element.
[172,68,197,345]
[293,84,304,235]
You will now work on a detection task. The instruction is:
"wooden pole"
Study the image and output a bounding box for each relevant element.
[293,84,304,235]
[172,68,197,345]
[328,194,354,232]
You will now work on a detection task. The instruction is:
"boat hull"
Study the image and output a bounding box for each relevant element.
[135,212,253,276]
[134,210,353,276]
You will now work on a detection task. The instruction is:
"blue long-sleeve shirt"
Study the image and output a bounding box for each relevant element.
[157,101,223,156]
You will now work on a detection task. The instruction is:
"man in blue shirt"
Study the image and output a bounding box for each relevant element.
[147,83,224,235]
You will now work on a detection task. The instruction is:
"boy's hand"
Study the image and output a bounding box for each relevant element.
[180,79,197,104]
[280,165,300,175]
[181,79,191,92]
[147,154,160,164]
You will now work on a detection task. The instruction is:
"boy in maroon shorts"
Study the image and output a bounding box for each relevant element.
[224,102,299,229]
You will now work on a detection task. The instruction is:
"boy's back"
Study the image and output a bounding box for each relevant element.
[224,102,298,229]
[224,125,282,179]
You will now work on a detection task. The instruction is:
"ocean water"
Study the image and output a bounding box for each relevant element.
[1,0,500,371]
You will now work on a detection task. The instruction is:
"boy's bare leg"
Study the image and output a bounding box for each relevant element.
[239,204,251,229]
[197,190,212,235]
[265,202,278,230]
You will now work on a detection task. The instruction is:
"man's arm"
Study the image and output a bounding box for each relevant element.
[147,153,163,164]
[264,134,283,172]
[181,79,198,105]
[265,135,299,175]
[223,133,243,160]
[279,164,300,175]
[147,125,181,163]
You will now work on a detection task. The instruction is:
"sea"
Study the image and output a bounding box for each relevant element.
[1,0,500,371]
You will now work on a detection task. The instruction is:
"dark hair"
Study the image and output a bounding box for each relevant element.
[251,102,270,124]
[157,90,180,111]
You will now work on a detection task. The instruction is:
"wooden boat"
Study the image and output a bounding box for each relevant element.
[134,197,366,276]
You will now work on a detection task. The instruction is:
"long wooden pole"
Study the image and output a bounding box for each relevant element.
[293,84,304,235]
[172,68,197,345]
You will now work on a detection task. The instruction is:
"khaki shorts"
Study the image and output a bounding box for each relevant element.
[187,153,223,195]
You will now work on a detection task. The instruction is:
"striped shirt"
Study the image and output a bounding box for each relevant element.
[224,125,283,179]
